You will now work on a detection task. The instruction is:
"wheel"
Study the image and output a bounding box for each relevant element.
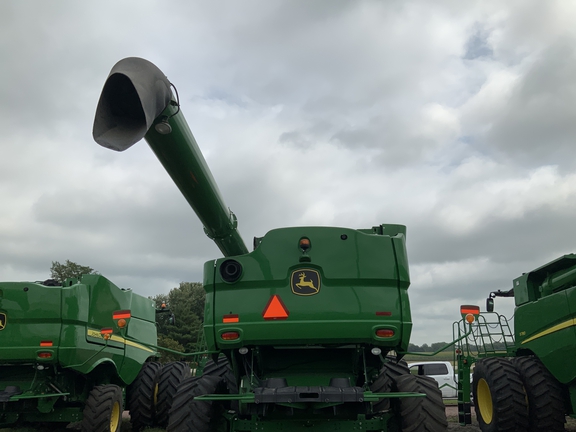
[127,361,162,431]
[392,374,447,432]
[155,361,192,427]
[202,357,234,377]
[473,358,528,432]
[513,356,565,432]
[166,375,227,432]
[370,357,410,412]
[81,384,123,432]
[202,357,238,410]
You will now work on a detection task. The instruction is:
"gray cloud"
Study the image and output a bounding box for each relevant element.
[1,1,575,345]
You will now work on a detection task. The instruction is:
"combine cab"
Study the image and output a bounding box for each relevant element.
[92,57,447,432]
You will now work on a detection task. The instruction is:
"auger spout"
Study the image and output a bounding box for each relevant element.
[93,57,248,257]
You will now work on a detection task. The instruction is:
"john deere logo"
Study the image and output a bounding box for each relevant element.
[0,313,6,331]
[291,269,320,296]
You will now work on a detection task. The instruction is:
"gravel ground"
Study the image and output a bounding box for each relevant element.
[4,406,576,431]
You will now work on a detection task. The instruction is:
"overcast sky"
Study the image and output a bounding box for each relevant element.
[2,1,576,345]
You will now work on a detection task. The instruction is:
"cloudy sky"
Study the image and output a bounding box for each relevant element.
[2,1,576,345]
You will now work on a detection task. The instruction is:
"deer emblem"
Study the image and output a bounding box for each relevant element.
[291,270,321,296]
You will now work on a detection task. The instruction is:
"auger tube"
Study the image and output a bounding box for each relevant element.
[93,57,248,257]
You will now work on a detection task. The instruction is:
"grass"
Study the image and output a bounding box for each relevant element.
[403,350,454,362]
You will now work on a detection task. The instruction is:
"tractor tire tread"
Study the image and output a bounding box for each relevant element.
[127,361,161,432]
[156,361,191,427]
[513,356,565,432]
[81,384,123,432]
[167,375,223,432]
[473,357,528,432]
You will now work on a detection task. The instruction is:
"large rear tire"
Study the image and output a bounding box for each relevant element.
[513,356,565,432]
[127,361,161,432]
[473,358,528,432]
[370,357,410,412]
[156,361,191,427]
[392,374,447,432]
[166,375,226,432]
[81,384,123,432]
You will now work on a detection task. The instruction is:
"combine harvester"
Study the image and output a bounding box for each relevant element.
[453,254,576,432]
[0,273,184,431]
[92,57,448,432]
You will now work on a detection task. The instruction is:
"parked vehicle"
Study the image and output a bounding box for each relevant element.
[0,275,169,431]
[409,361,458,398]
[453,253,576,431]
[92,57,448,432]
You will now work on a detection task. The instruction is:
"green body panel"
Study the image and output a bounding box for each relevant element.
[512,254,576,384]
[204,226,411,351]
[0,274,158,426]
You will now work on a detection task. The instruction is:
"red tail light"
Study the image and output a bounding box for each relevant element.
[221,332,240,341]
[376,329,395,338]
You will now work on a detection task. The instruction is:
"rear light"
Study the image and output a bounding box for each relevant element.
[40,341,53,347]
[375,329,395,338]
[38,352,52,359]
[460,305,480,316]
[113,310,131,320]
[223,314,239,323]
[221,332,240,341]
[376,311,392,316]
[101,328,113,340]
[465,313,476,324]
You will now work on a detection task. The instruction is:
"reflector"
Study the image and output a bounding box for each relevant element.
[263,295,289,320]
[223,314,239,323]
[113,310,131,319]
[460,305,480,315]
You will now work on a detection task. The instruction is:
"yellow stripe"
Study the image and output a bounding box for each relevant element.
[87,328,154,353]
[521,318,576,344]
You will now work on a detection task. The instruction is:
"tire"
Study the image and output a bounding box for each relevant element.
[202,358,233,377]
[156,361,192,427]
[370,357,410,412]
[473,358,528,432]
[513,356,565,432]
[391,374,447,432]
[127,361,162,432]
[81,384,123,432]
[166,375,226,432]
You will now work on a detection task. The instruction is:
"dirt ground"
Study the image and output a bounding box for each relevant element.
[3,406,576,431]
[444,405,576,432]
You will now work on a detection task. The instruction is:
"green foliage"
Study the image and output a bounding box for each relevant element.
[50,259,98,282]
[153,282,206,355]
[156,334,186,363]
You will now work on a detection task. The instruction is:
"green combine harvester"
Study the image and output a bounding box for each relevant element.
[0,274,173,431]
[453,254,576,432]
[92,57,448,432]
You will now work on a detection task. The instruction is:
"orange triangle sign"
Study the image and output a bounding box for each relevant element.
[263,295,289,320]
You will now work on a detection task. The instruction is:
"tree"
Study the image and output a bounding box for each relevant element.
[50,260,98,282]
[153,282,206,356]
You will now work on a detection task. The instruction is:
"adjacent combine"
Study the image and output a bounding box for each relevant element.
[92,57,448,432]
[453,254,576,432]
[0,274,163,431]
